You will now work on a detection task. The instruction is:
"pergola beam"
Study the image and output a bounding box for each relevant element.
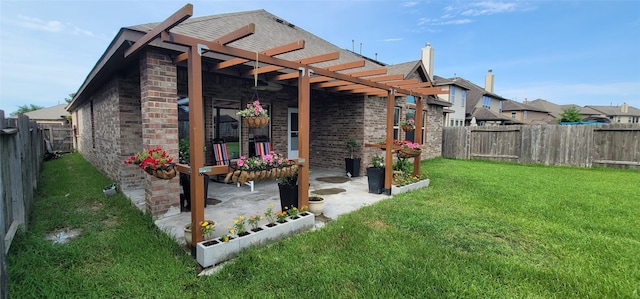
[326,60,365,71]
[345,68,387,78]
[367,74,405,83]
[212,24,256,45]
[124,3,193,58]
[212,40,306,70]
[313,80,354,88]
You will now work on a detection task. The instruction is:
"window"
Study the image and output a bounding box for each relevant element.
[461,90,466,107]
[405,108,416,142]
[523,111,528,120]
[393,107,400,140]
[617,116,621,123]
[482,96,491,108]
[450,119,454,127]
[422,111,427,143]
[90,100,95,148]
[450,87,455,105]
[511,112,516,119]
[406,95,415,104]
[499,100,503,113]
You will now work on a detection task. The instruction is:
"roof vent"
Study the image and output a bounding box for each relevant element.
[287,23,295,28]
[275,18,284,24]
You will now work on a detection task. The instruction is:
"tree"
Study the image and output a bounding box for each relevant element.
[10,104,44,116]
[64,93,76,104]
[558,106,582,123]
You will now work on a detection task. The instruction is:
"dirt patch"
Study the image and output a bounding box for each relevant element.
[311,188,346,195]
[366,220,390,231]
[316,176,350,184]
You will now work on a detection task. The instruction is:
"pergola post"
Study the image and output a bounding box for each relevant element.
[297,67,310,208]
[413,96,424,176]
[383,89,396,195]
[187,46,206,247]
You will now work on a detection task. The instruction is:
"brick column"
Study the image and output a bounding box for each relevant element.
[139,49,180,218]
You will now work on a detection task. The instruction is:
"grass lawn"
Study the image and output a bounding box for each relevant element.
[8,154,640,298]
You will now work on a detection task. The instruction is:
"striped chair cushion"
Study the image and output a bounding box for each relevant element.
[212,143,230,166]
[254,142,272,157]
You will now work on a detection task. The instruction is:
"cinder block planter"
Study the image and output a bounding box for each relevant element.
[196,212,315,268]
[391,179,430,195]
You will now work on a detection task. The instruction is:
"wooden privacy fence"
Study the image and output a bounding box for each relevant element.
[442,124,640,169]
[1,110,44,296]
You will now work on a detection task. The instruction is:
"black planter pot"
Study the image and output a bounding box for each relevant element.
[278,183,298,211]
[180,173,209,211]
[366,167,385,194]
[345,158,361,177]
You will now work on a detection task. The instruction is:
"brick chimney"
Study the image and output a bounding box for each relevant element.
[621,102,629,113]
[523,98,529,105]
[421,42,434,82]
[485,69,494,93]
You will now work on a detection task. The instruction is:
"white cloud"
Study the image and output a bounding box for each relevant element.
[461,1,518,16]
[17,15,64,32]
[383,38,403,42]
[403,1,418,7]
[72,26,94,37]
[15,15,94,37]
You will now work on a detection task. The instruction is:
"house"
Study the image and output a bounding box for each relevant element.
[585,103,640,124]
[501,99,554,124]
[9,104,73,152]
[434,70,511,126]
[527,99,640,123]
[66,6,449,218]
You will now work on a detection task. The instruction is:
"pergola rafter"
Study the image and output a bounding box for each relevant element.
[125,3,446,250]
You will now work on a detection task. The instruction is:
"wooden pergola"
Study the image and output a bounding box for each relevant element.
[125,4,447,247]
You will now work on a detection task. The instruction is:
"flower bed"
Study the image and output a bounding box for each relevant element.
[196,212,315,268]
[391,178,430,195]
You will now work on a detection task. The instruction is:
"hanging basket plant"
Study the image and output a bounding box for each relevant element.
[400,118,415,132]
[238,90,269,129]
[124,148,177,180]
[244,115,270,128]
[224,152,297,185]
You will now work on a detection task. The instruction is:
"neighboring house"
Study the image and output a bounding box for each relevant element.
[432,76,468,127]
[434,70,511,126]
[501,99,554,124]
[66,9,449,218]
[527,99,639,123]
[585,103,640,124]
[9,104,73,152]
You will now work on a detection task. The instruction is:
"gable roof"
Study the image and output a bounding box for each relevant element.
[70,9,448,111]
[9,104,70,120]
[502,100,548,113]
[586,105,640,117]
[470,107,512,122]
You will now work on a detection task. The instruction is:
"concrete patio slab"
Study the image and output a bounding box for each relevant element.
[122,167,390,245]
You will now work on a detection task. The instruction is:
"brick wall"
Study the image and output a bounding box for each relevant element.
[140,49,179,218]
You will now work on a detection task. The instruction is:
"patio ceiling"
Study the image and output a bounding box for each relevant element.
[125,3,447,246]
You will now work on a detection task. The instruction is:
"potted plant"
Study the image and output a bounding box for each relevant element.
[277,169,298,211]
[344,138,361,177]
[308,194,325,216]
[184,219,216,246]
[366,154,385,194]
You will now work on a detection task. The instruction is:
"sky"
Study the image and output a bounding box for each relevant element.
[1,0,639,114]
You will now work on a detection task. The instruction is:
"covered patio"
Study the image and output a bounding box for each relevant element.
[122,4,446,246]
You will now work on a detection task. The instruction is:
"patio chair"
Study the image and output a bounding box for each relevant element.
[212,138,254,191]
[254,139,272,157]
